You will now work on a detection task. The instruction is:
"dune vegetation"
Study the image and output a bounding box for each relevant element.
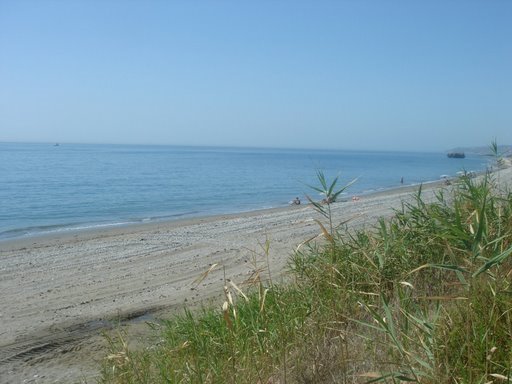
[100,168,512,383]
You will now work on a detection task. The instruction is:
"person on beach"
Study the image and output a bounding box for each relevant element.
[292,197,301,205]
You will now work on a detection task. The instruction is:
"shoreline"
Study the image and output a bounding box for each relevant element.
[1,168,509,383]
[0,176,449,248]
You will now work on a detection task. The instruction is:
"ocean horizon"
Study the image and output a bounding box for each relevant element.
[0,142,490,241]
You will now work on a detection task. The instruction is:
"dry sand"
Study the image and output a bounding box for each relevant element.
[1,168,510,383]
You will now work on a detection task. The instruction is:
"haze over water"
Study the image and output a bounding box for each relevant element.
[0,142,489,241]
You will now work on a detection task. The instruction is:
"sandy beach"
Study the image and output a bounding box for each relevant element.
[1,169,511,384]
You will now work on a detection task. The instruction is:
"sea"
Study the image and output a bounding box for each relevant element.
[0,142,490,241]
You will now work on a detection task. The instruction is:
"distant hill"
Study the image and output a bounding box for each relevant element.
[447,145,512,157]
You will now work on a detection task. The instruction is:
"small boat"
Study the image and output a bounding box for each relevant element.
[447,152,465,158]
[54,143,60,146]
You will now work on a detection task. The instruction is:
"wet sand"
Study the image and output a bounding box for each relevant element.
[1,168,510,383]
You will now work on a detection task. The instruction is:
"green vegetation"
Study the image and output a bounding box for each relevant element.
[100,171,512,383]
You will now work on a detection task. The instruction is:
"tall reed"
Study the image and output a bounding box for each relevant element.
[100,168,512,383]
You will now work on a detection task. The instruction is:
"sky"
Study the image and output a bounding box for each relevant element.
[0,0,511,151]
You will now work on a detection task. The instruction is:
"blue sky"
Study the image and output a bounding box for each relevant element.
[1,0,511,151]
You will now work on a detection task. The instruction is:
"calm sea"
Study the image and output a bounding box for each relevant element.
[0,142,489,241]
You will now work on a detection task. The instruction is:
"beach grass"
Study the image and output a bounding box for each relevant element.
[99,171,512,383]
